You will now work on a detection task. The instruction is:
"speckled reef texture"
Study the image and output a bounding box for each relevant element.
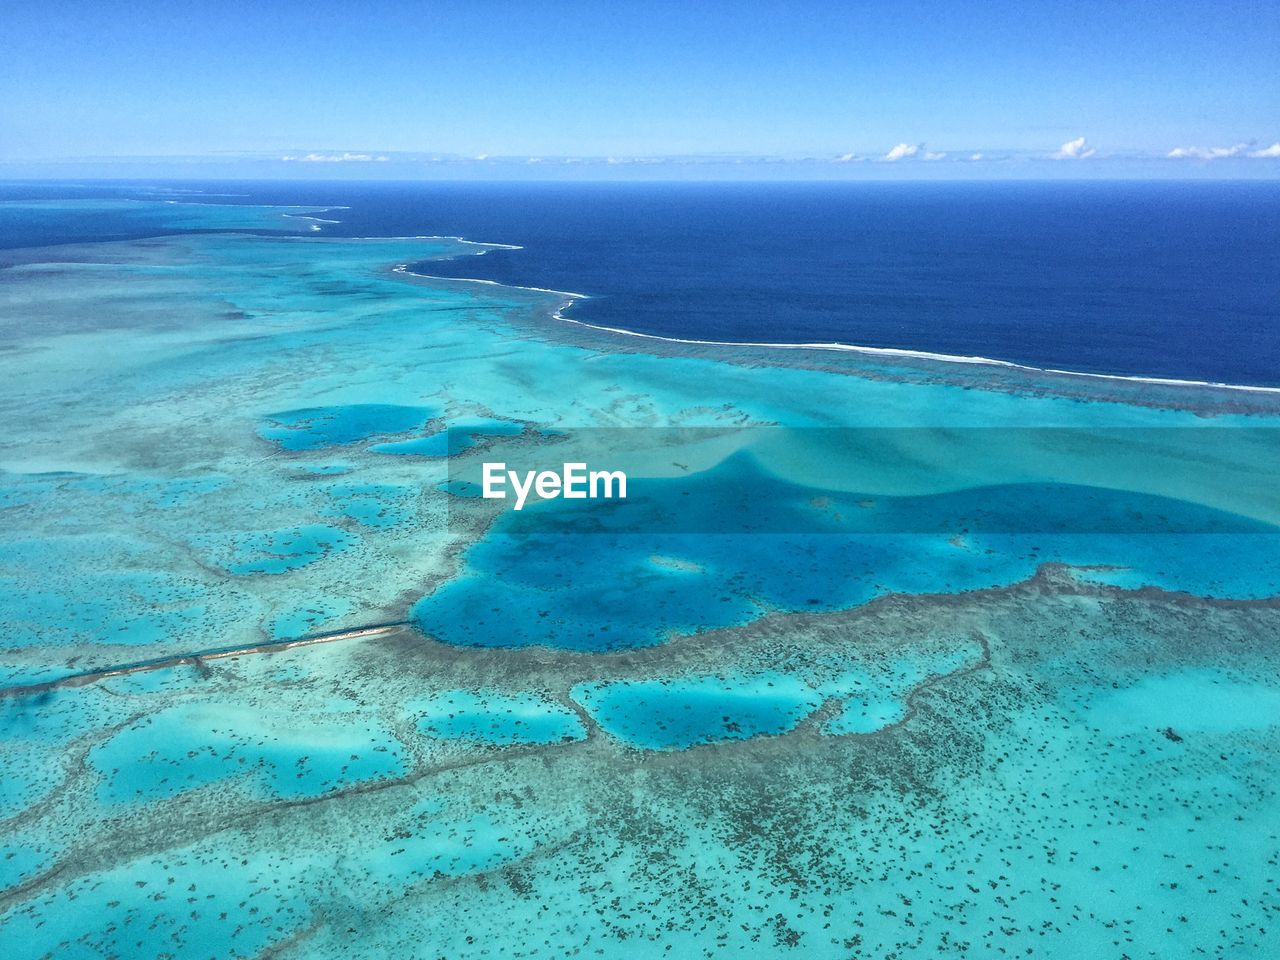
[1,200,1278,959]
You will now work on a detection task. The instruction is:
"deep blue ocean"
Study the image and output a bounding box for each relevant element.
[3,180,1277,385]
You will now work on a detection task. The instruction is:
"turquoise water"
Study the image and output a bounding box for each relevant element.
[371,417,523,457]
[259,404,442,451]
[91,699,406,804]
[573,673,823,749]
[412,689,586,744]
[415,447,1280,649]
[193,523,358,575]
[320,482,416,528]
[1084,669,1280,733]
[1,195,1278,958]
[268,600,354,640]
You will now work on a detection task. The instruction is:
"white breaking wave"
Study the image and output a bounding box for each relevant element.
[283,214,343,225]
[548,304,1280,396]
[397,267,586,300]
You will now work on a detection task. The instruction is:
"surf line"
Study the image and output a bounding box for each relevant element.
[389,264,1280,396]
[0,622,409,699]
[551,311,1280,397]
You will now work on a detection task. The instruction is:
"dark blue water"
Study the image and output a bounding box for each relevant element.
[4,180,1278,385]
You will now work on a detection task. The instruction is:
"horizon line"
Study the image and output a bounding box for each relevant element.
[4,175,1280,186]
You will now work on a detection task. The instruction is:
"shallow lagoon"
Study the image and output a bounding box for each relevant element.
[259,403,442,451]
[415,445,1280,650]
[1,195,1278,959]
[91,699,406,804]
[412,689,586,745]
[573,673,823,749]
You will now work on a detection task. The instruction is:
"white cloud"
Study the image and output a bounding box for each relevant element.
[281,152,388,163]
[603,156,666,165]
[969,153,984,161]
[1053,137,1096,160]
[922,151,947,161]
[832,152,862,163]
[1165,143,1280,159]
[881,143,921,162]
[1167,143,1248,159]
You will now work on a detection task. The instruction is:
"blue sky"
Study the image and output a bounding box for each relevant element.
[3,0,1278,178]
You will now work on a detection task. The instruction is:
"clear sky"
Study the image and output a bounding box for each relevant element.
[3,0,1278,178]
